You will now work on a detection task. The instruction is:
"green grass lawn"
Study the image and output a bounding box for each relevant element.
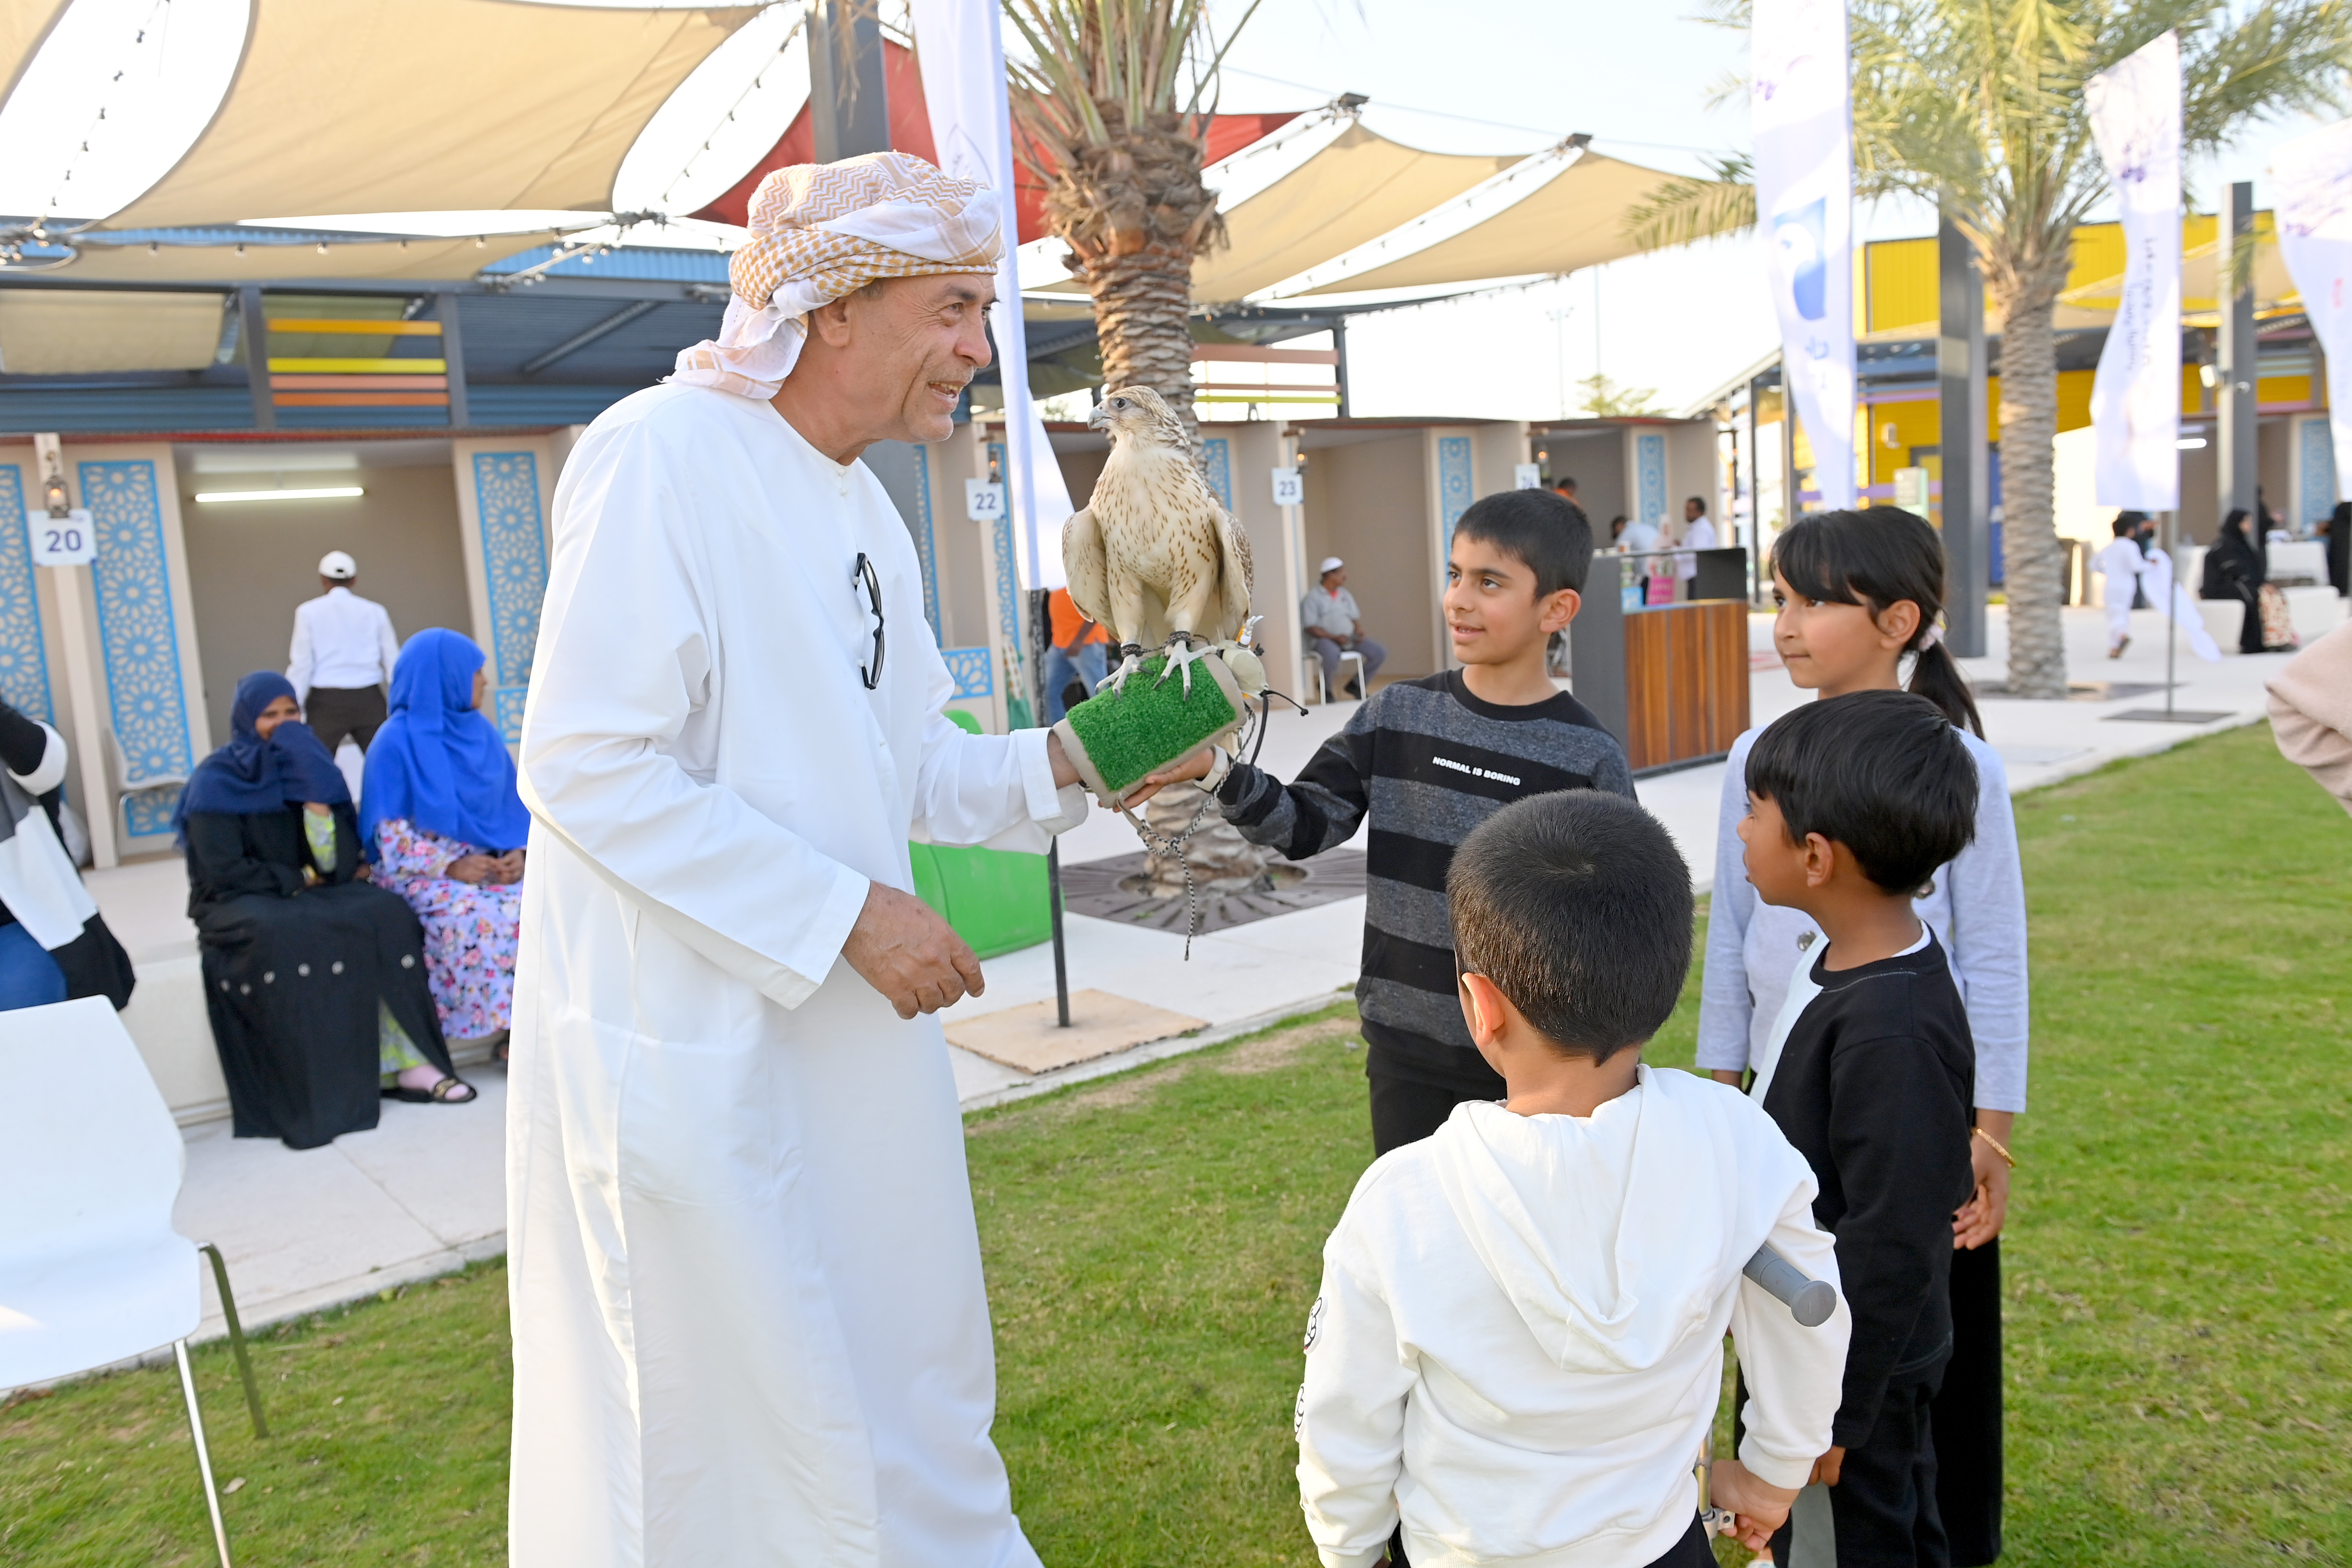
[5,724,2346,1565]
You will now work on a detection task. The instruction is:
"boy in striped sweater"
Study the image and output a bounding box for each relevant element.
[1139,490,1636,1153]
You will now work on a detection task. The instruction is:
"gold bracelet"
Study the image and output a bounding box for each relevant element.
[1973,1125,2017,1169]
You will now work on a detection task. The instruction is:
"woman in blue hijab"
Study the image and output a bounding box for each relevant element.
[183,672,469,1150]
[363,630,531,1057]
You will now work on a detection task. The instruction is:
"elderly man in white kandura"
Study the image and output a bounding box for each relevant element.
[509,152,1091,1568]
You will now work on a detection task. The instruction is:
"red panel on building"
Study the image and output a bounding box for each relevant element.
[691,41,1298,248]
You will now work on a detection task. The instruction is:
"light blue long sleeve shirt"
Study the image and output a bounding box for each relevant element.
[1695,723,2031,1113]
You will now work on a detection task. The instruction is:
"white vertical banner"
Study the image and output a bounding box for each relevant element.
[908,0,1072,590]
[2273,117,2352,504]
[1752,0,1856,512]
[2084,31,2183,510]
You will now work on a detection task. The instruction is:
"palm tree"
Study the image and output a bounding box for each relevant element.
[1004,0,1274,896]
[1002,0,1261,448]
[1631,0,2352,699]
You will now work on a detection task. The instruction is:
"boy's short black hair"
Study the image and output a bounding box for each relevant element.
[1448,791,1692,1064]
[1453,489,1594,596]
[1745,690,1978,895]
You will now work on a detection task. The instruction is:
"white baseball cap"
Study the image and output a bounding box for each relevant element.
[1318,556,1345,574]
[318,550,357,580]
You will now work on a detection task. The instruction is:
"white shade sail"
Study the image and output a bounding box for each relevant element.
[49,231,548,282]
[0,287,226,373]
[1193,122,1521,305]
[0,0,68,101]
[1281,147,1713,297]
[107,0,761,229]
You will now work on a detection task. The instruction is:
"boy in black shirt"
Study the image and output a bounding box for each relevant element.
[1734,691,1979,1566]
[1135,490,1635,1153]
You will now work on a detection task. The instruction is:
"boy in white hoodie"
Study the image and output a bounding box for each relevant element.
[1296,791,1851,1568]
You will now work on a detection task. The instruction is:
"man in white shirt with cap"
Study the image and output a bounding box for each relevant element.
[287,550,401,752]
[1301,556,1387,700]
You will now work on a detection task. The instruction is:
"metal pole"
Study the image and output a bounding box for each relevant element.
[2162,509,2178,718]
[238,286,275,432]
[1332,316,1352,418]
[174,1340,236,1568]
[436,292,470,431]
[1938,211,1991,657]
[1047,840,1070,1027]
[2218,182,2259,528]
[808,0,889,161]
[1747,373,1765,602]
[1781,357,1799,530]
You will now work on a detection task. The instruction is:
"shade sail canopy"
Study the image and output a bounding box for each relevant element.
[0,288,226,374]
[108,0,760,229]
[45,231,547,283]
[1277,147,1710,297]
[0,0,66,102]
[1193,123,1519,305]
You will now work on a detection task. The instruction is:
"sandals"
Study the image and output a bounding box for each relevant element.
[385,1076,477,1105]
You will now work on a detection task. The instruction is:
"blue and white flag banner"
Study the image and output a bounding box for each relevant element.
[2085,30,2183,510]
[909,0,1073,590]
[2273,116,2352,504]
[1752,0,1856,511]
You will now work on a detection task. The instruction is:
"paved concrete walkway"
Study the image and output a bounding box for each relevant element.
[144,600,2336,1342]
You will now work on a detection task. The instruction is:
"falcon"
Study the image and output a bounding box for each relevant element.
[1062,386,1255,694]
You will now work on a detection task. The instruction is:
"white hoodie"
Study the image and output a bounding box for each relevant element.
[1295,1066,1849,1568]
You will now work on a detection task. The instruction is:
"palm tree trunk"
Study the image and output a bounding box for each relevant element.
[1081,245,1201,448]
[1990,282,2070,699]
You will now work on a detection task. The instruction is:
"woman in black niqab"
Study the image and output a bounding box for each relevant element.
[2201,508,2269,653]
[180,672,471,1149]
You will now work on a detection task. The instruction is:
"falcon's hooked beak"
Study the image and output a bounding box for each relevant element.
[1086,401,1113,431]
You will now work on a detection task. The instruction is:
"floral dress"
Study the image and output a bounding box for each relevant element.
[372,817,521,1039]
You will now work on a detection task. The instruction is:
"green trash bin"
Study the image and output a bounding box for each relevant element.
[906,711,1055,958]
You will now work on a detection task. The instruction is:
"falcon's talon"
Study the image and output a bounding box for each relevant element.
[1102,651,1147,695]
[1155,635,1209,696]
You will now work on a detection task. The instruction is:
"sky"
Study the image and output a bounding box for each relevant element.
[1,0,2343,419]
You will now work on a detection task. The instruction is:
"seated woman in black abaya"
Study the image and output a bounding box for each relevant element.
[180,672,474,1150]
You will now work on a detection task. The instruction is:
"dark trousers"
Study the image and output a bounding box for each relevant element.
[1772,1371,1950,1568]
[304,685,387,751]
[1368,1064,1503,1156]
[1933,1243,2002,1565]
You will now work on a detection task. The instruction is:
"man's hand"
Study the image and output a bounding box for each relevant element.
[841,882,985,1019]
[1709,1459,1801,1551]
[1808,1447,1845,1486]
[1120,743,1215,808]
[1954,1110,2014,1249]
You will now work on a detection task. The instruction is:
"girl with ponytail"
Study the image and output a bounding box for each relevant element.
[1697,505,2024,1566]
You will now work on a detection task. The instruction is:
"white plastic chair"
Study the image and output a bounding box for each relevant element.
[0,997,267,1568]
[1308,647,1368,704]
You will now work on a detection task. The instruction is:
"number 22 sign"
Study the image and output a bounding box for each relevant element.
[25,509,95,567]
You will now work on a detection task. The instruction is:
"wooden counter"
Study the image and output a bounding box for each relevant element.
[1568,549,1753,775]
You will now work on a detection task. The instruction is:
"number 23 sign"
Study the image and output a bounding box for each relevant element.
[24,509,94,567]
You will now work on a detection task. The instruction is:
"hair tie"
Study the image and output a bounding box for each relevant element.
[1918,623,1945,650]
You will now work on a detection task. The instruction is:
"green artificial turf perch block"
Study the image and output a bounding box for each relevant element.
[1053,651,1247,800]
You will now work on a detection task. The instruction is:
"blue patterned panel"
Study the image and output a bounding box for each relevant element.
[2300,417,2338,527]
[985,442,1021,647]
[471,452,551,743]
[1200,436,1233,510]
[941,645,994,698]
[911,445,941,641]
[1437,436,1473,550]
[0,466,52,724]
[1635,432,1667,529]
[80,459,191,838]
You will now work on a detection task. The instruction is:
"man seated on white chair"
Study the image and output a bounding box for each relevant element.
[1302,556,1387,702]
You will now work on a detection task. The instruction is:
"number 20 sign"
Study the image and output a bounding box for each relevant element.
[25,509,95,567]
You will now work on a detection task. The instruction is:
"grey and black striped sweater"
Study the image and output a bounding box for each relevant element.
[1216,670,1636,1089]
